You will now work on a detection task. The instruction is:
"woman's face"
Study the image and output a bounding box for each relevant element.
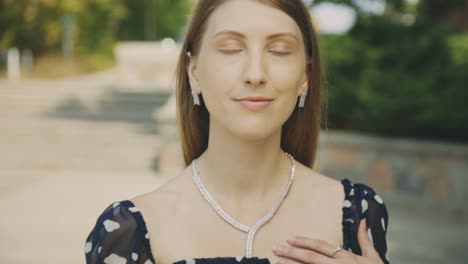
[188,0,308,141]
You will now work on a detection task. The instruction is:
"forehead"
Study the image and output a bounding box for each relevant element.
[204,0,302,40]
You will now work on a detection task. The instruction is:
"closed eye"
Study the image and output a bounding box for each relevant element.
[219,50,290,56]
[268,51,291,56]
[219,50,243,54]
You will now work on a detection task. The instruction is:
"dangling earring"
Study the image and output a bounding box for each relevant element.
[298,89,307,108]
[186,51,201,106]
[191,89,200,106]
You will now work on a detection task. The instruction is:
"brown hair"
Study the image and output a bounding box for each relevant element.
[175,0,326,168]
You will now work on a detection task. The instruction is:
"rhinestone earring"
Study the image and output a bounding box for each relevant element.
[191,89,200,106]
[186,51,201,106]
[298,90,307,108]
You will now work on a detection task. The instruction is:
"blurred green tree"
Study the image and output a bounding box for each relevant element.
[316,0,468,142]
[0,0,127,55]
[0,0,190,56]
[117,0,190,41]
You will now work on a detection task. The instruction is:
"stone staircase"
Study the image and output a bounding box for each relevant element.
[0,73,172,174]
[0,70,178,264]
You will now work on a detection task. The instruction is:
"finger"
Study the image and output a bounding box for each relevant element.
[273,244,330,264]
[357,218,379,259]
[287,236,345,259]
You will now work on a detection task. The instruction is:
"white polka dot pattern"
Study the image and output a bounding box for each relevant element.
[361,199,368,214]
[85,242,92,254]
[374,194,384,204]
[85,201,157,264]
[103,219,120,232]
[103,253,126,264]
[129,207,140,213]
[340,179,389,264]
[343,199,352,208]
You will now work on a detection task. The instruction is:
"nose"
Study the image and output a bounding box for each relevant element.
[243,51,267,87]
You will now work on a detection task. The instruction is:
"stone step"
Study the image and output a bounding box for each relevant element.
[0,117,163,171]
[1,88,172,126]
[1,90,171,109]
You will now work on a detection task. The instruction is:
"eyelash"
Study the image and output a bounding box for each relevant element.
[220,50,243,54]
[219,50,290,56]
[269,51,291,56]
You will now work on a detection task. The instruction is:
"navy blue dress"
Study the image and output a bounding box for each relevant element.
[85,179,389,264]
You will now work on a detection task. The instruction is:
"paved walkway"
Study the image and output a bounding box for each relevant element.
[0,72,466,263]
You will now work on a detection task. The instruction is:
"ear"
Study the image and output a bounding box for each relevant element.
[297,76,308,96]
[186,52,201,94]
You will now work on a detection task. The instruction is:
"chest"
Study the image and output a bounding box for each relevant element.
[147,192,343,264]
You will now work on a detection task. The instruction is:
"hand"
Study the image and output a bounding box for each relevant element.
[272,219,384,264]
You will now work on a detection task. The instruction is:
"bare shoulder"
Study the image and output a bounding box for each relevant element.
[293,161,344,198]
[130,167,194,216]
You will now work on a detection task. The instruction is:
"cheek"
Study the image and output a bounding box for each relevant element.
[268,59,305,96]
[268,61,306,119]
[196,56,237,114]
[197,52,243,100]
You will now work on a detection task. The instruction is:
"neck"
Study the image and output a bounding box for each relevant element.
[193,122,292,204]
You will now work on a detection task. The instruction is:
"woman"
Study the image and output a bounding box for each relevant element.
[85,0,389,263]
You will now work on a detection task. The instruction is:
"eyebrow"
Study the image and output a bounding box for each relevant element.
[212,30,298,41]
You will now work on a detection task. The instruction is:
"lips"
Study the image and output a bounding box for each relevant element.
[236,96,274,102]
[235,96,274,110]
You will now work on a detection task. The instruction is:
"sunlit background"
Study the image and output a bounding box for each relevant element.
[1,0,467,263]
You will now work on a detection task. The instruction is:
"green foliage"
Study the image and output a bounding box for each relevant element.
[311,0,406,13]
[0,0,190,56]
[117,0,190,41]
[0,0,127,55]
[322,16,468,142]
[417,0,467,21]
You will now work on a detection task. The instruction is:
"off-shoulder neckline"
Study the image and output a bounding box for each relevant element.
[122,179,355,264]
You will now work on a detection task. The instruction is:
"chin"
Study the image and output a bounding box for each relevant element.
[228,123,279,142]
[211,113,282,141]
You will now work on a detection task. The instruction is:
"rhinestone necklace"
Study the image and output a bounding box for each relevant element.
[190,152,296,257]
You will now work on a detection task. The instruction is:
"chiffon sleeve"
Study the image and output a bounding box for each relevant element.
[341,179,390,264]
[84,200,155,264]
